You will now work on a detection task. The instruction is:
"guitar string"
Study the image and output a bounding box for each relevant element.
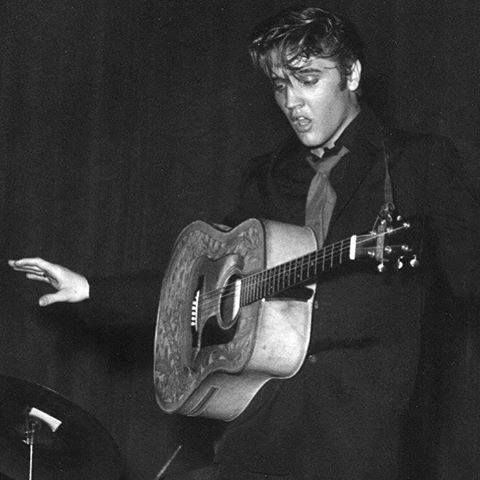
[196,227,405,311]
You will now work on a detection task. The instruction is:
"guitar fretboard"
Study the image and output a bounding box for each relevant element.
[240,238,352,306]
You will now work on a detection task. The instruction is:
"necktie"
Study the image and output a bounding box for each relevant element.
[305,145,349,245]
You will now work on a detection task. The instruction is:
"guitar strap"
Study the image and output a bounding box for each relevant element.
[380,130,424,267]
[379,130,395,221]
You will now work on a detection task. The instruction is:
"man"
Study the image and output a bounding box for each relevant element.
[9,6,479,480]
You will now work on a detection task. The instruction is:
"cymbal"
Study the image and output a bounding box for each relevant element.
[0,375,122,480]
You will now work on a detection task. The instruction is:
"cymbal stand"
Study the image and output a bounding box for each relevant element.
[24,417,39,480]
[23,408,62,480]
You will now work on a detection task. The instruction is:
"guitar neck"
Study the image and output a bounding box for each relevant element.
[240,236,357,306]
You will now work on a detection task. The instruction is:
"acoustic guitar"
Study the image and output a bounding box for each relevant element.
[153,217,415,421]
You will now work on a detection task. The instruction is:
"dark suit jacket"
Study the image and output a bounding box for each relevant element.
[212,108,479,479]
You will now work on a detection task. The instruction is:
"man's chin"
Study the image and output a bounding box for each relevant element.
[295,132,323,149]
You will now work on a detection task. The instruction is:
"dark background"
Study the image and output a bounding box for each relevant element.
[0,1,478,479]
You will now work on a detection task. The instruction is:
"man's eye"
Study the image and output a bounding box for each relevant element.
[298,76,319,86]
[272,81,286,92]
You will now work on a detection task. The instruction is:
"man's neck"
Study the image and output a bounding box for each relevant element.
[311,104,361,158]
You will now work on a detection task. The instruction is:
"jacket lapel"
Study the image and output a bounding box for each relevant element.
[327,109,386,231]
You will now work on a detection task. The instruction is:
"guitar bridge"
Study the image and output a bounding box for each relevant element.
[190,278,203,350]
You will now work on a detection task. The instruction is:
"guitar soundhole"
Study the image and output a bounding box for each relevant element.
[201,315,238,347]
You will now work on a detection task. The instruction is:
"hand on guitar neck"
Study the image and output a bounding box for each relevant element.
[8,257,90,306]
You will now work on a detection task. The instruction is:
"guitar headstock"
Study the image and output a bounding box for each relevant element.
[355,217,420,272]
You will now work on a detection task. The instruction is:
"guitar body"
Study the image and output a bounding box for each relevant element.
[154,219,317,421]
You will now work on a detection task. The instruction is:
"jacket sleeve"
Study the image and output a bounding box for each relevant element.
[79,156,270,329]
[78,270,163,329]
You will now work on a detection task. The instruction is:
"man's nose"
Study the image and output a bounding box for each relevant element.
[284,85,304,110]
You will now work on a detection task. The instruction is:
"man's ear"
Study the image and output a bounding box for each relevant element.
[347,60,362,92]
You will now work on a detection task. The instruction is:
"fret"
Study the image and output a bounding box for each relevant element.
[309,251,316,278]
[280,264,284,291]
[296,256,301,283]
[241,277,246,306]
[287,261,291,289]
[276,264,280,293]
[272,267,276,295]
[267,269,273,296]
[248,275,254,303]
[280,263,285,291]
[259,271,264,300]
[299,256,304,281]
[271,266,276,294]
[288,258,294,289]
[274,265,282,292]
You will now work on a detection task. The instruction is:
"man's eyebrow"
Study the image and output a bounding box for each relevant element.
[292,67,321,73]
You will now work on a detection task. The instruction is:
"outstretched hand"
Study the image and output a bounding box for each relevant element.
[8,258,90,306]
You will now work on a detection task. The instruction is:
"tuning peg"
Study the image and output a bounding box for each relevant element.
[409,255,420,268]
[377,262,386,273]
[395,257,404,270]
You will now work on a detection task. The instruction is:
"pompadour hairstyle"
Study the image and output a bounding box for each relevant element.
[249,6,364,85]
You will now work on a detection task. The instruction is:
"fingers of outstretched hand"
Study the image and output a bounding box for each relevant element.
[25,272,52,284]
[8,258,55,274]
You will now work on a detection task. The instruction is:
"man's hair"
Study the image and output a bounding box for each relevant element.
[249,6,364,88]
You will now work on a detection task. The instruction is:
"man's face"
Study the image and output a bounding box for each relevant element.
[271,56,361,154]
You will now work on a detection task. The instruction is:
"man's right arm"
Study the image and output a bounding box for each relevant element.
[8,258,162,328]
